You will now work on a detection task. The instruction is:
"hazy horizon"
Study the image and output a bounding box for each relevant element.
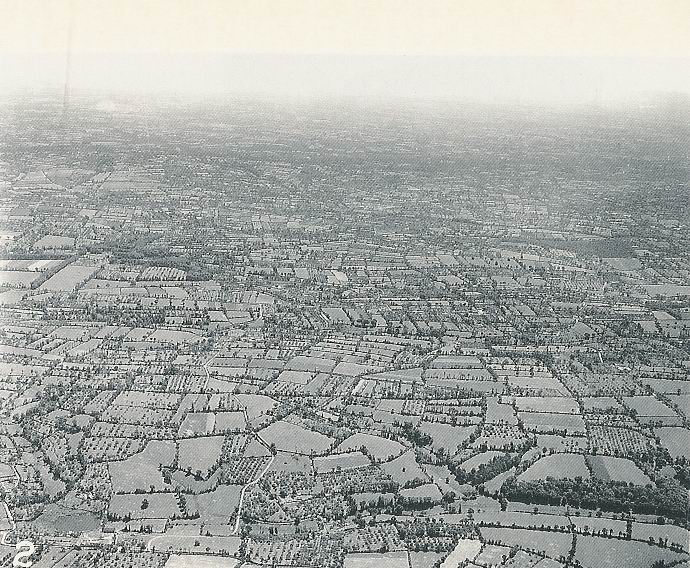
[2,52,690,109]
[3,0,689,106]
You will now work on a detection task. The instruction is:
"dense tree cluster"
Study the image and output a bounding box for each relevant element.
[400,423,433,447]
[453,452,520,486]
[503,477,689,522]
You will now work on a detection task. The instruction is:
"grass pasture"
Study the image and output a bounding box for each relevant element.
[456,450,504,472]
[191,483,242,522]
[514,397,579,414]
[165,555,239,568]
[666,393,690,418]
[380,449,428,485]
[336,432,406,462]
[313,451,371,473]
[519,412,586,433]
[39,264,99,292]
[178,413,215,436]
[399,483,442,503]
[178,436,225,474]
[480,527,572,560]
[235,394,279,420]
[109,492,181,520]
[110,440,175,493]
[518,453,590,482]
[34,504,99,534]
[475,511,570,530]
[473,544,512,566]
[623,396,677,418]
[259,420,334,455]
[440,538,481,567]
[0,270,41,288]
[344,551,409,568]
[276,370,314,384]
[655,426,690,459]
[631,522,690,552]
[149,535,241,555]
[574,534,688,568]
[586,456,652,485]
[409,552,443,568]
[418,423,475,455]
[214,411,247,433]
[581,397,623,412]
[423,463,465,495]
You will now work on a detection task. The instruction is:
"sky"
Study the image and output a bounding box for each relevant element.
[1,0,689,104]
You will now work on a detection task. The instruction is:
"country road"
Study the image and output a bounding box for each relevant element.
[232,450,275,535]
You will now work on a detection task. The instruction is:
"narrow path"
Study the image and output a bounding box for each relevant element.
[144,450,274,550]
[0,476,17,546]
[232,451,275,535]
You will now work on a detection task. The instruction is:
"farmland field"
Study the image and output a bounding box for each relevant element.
[473,544,512,566]
[574,534,688,568]
[474,511,570,530]
[399,483,442,502]
[456,450,504,471]
[514,397,580,414]
[622,396,677,417]
[34,504,100,533]
[191,484,242,522]
[110,440,175,493]
[313,451,371,473]
[519,412,586,433]
[581,397,624,412]
[479,527,572,559]
[418,423,476,454]
[108,492,181,519]
[518,453,590,481]
[0,270,41,288]
[440,538,481,567]
[344,551,409,568]
[214,411,247,432]
[259,420,334,455]
[165,555,240,568]
[380,449,428,485]
[235,394,279,420]
[6,71,690,568]
[586,456,651,485]
[336,432,406,461]
[630,522,690,552]
[38,263,99,291]
[149,535,241,555]
[666,393,690,417]
[178,413,215,436]
[178,436,225,473]
[654,426,690,459]
[0,259,63,271]
[409,551,443,568]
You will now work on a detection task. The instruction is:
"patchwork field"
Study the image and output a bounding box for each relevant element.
[39,263,99,292]
[336,433,406,462]
[178,436,225,473]
[259,420,334,455]
[344,551,409,568]
[418,423,476,455]
[654,426,690,458]
[109,492,181,520]
[480,527,573,560]
[586,455,652,485]
[574,534,688,568]
[313,451,371,473]
[518,453,590,481]
[110,440,175,493]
